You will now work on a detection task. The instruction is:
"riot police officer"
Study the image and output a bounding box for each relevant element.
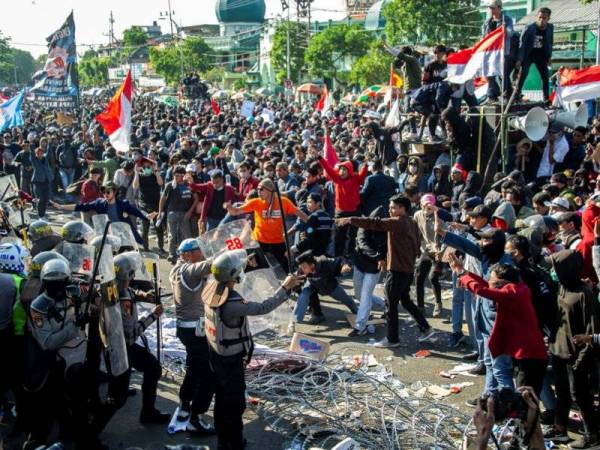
[53,219,95,253]
[169,238,216,434]
[202,250,303,450]
[27,259,96,450]
[28,219,63,256]
[0,242,30,436]
[114,252,168,424]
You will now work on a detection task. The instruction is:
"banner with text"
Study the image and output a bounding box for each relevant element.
[30,12,79,109]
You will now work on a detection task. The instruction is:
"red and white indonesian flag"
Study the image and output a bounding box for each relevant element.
[556,65,600,103]
[447,27,504,84]
[315,85,332,113]
[96,70,132,153]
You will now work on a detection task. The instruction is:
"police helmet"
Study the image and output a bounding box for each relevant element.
[40,258,71,282]
[90,235,122,256]
[0,242,30,274]
[28,220,55,242]
[61,220,94,244]
[30,251,69,279]
[113,253,140,282]
[210,249,247,283]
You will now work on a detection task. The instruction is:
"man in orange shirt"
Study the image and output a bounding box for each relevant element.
[224,179,308,272]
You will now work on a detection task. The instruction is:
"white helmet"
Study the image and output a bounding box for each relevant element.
[210,249,247,283]
[0,243,30,274]
[40,259,71,281]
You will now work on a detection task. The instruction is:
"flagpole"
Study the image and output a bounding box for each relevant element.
[499,20,506,173]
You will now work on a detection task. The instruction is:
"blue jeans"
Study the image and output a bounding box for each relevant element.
[59,168,74,190]
[451,273,479,352]
[293,283,357,323]
[483,339,514,395]
[352,268,385,331]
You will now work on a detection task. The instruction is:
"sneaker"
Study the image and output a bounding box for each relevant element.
[468,362,486,376]
[187,415,216,435]
[372,337,401,348]
[417,328,436,343]
[448,332,466,348]
[569,434,598,449]
[544,427,570,443]
[140,408,170,424]
[463,351,479,361]
[348,328,368,337]
[432,303,442,318]
[465,397,480,408]
[307,314,325,325]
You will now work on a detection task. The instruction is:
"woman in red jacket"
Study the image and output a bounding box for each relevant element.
[79,167,104,225]
[319,156,368,257]
[449,254,548,396]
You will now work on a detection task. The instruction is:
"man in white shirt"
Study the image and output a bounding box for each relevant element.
[536,124,569,181]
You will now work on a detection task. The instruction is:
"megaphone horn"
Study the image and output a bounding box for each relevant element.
[509,106,549,142]
[549,103,588,130]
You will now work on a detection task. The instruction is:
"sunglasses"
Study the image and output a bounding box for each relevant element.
[257,187,272,192]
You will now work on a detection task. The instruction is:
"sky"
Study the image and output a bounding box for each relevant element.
[3,0,349,57]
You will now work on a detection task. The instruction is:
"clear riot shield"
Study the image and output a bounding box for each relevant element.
[92,214,110,236]
[239,268,293,335]
[197,219,257,258]
[0,174,19,201]
[62,242,95,278]
[97,243,129,376]
[109,221,138,251]
[127,251,153,291]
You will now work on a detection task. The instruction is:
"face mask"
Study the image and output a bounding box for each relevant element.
[550,268,559,283]
[408,165,418,174]
[143,167,152,176]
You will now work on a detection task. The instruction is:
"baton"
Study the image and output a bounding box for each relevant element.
[272,180,294,274]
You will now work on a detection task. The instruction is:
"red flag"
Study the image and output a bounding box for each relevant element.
[211,98,220,115]
[447,26,504,84]
[323,133,338,168]
[96,70,132,152]
[556,65,600,103]
[315,85,329,112]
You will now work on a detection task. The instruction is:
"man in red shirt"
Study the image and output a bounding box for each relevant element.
[319,156,368,258]
[79,167,104,225]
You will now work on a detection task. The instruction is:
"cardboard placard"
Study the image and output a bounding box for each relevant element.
[289,332,330,362]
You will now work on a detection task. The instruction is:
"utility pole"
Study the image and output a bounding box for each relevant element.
[108,11,115,57]
[167,0,175,38]
[596,0,600,64]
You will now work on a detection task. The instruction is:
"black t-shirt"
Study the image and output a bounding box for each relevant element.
[164,182,193,213]
[531,27,545,59]
[207,188,226,221]
[423,61,447,84]
[138,173,161,209]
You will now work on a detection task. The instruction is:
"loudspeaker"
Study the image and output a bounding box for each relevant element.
[508,107,549,141]
[548,103,588,130]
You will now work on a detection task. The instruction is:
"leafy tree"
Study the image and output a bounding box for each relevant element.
[350,40,393,88]
[149,36,213,85]
[384,0,480,47]
[203,66,225,85]
[12,49,37,84]
[0,33,15,84]
[270,20,308,84]
[305,24,373,87]
[78,57,110,88]
[122,26,148,50]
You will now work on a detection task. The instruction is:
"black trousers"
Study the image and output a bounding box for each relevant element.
[384,271,430,342]
[209,351,246,450]
[552,355,598,434]
[334,210,358,258]
[516,56,550,101]
[33,181,50,217]
[514,358,547,398]
[258,241,289,273]
[90,344,162,434]
[415,253,443,307]
[176,327,216,416]
[141,203,164,251]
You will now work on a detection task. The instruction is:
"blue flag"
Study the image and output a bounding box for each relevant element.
[0,91,25,133]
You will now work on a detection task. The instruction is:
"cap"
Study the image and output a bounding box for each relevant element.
[462,196,483,210]
[209,146,220,157]
[420,193,436,207]
[550,172,568,184]
[549,197,570,210]
[177,238,201,255]
[467,205,492,220]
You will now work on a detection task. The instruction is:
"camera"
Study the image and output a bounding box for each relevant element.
[480,388,528,422]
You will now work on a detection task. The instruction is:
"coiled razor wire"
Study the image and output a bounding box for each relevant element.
[244,344,473,450]
[154,330,477,450]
